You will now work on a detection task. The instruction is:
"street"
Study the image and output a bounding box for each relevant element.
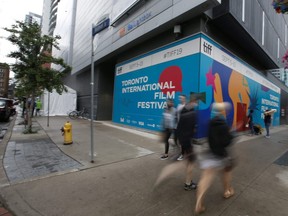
[0,120,11,141]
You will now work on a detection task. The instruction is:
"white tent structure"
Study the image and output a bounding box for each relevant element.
[43,85,77,116]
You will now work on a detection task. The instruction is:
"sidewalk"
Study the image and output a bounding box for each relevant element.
[0,113,288,215]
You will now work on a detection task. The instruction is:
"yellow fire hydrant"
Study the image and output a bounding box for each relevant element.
[61,121,73,145]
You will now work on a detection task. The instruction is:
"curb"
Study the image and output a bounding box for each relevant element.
[0,115,16,216]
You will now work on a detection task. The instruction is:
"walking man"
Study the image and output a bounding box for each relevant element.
[177,94,198,190]
[175,94,186,161]
[155,94,198,190]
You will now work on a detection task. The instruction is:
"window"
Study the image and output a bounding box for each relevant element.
[285,25,287,46]
[262,11,265,46]
[242,0,245,22]
[278,38,280,60]
[0,100,5,107]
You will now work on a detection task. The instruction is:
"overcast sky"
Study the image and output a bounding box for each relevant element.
[0,0,43,76]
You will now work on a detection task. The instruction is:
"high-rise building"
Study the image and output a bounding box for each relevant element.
[25,12,42,26]
[269,68,288,86]
[42,0,288,132]
[42,0,61,36]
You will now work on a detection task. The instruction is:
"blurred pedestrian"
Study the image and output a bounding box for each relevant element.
[21,97,26,118]
[175,94,186,161]
[35,98,42,116]
[246,109,254,136]
[155,94,198,191]
[264,109,272,138]
[160,99,176,160]
[27,96,36,117]
[195,102,236,214]
[177,94,198,190]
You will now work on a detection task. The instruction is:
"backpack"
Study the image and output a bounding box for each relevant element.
[208,116,233,157]
[177,105,197,139]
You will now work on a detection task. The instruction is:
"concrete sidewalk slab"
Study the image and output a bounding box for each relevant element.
[35,116,161,168]
[0,114,288,216]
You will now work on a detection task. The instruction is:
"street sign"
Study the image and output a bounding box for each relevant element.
[92,18,110,36]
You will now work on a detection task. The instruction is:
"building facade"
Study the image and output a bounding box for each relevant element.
[42,0,61,36]
[0,63,10,98]
[269,68,288,86]
[25,12,42,25]
[43,0,288,135]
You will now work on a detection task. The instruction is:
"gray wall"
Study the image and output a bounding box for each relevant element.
[64,0,219,120]
[60,0,288,122]
[64,15,202,120]
[72,0,220,74]
[229,0,288,68]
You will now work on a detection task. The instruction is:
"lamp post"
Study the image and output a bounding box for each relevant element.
[90,24,95,163]
[47,92,50,127]
[90,17,110,163]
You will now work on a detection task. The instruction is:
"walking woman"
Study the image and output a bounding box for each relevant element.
[195,102,236,214]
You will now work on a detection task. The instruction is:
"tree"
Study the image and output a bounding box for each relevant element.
[4,20,72,133]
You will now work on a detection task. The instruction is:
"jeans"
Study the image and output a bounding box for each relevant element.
[163,128,173,154]
[249,122,254,134]
[265,123,270,136]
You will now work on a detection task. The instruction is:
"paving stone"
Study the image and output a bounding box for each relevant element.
[3,138,83,183]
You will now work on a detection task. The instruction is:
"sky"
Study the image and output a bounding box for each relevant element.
[0,0,44,77]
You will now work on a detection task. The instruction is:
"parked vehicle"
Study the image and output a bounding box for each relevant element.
[6,99,16,116]
[0,98,12,122]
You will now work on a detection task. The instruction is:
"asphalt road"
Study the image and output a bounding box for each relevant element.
[0,118,11,140]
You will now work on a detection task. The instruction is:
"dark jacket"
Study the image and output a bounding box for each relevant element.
[247,112,253,124]
[208,116,233,157]
[177,104,197,140]
[264,114,271,124]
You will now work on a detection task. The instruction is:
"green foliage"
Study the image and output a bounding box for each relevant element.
[4,21,72,97]
[4,20,72,133]
[0,63,9,69]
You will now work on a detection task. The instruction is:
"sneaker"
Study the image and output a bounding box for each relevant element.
[160,155,168,160]
[184,182,197,190]
[177,155,184,161]
[265,135,270,138]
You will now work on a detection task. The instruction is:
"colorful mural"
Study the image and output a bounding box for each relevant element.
[113,33,281,138]
[198,35,280,137]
